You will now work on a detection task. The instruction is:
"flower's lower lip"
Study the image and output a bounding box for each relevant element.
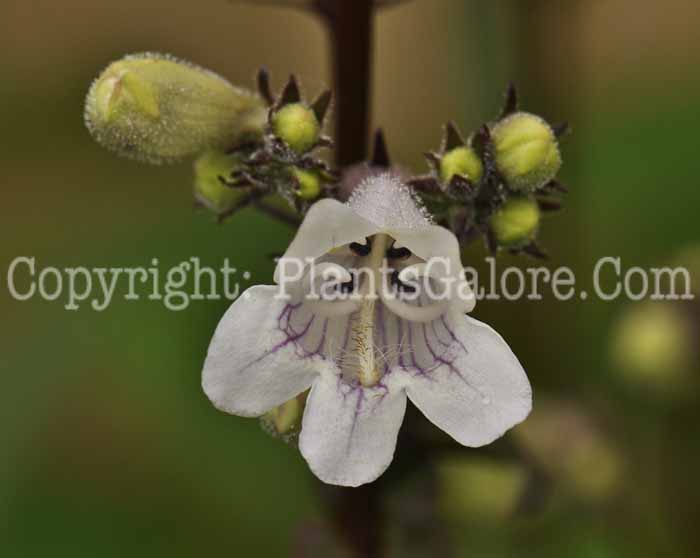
[202,282,531,486]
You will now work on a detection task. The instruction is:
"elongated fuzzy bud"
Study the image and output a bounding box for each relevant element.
[85,53,266,164]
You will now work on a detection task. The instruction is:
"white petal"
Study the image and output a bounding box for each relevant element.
[273,199,379,283]
[299,371,408,487]
[302,262,362,317]
[202,285,319,417]
[403,310,531,446]
[390,225,475,312]
[382,291,449,323]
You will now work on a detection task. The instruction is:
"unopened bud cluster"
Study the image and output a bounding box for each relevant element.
[85,55,569,257]
[409,85,567,258]
[213,72,335,214]
[85,55,335,219]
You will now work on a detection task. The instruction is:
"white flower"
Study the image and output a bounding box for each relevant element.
[202,173,531,487]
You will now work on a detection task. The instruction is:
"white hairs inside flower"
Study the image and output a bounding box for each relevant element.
[346,173,433,230]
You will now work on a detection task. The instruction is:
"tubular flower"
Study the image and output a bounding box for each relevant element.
[202,173,531,486]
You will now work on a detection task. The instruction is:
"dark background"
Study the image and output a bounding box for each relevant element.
[2,1,699,556]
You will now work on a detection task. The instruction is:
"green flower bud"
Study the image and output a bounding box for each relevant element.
[260,392,308,443]
[612,302,694,395]
[194,150,247,214]
[291,167,322,200]
[489,197,540,247]
[439,146,483,183]
[272,103,320,154]
[85,53,266,164]
[491,112,561,191]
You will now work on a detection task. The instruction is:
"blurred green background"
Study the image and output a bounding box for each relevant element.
[2,1,699,556]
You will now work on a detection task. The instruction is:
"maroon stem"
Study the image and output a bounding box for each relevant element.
[321,482,384,558]
[316,0,374,166]
[311,3,382,556]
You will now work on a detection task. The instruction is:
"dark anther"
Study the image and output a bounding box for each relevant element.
[386,246,411,260]
[339,276,355,293]
[390,270,416,293]
[350,238,372,256]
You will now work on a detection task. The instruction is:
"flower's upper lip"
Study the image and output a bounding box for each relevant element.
[273,198,475,313]
[273,199,377,283]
